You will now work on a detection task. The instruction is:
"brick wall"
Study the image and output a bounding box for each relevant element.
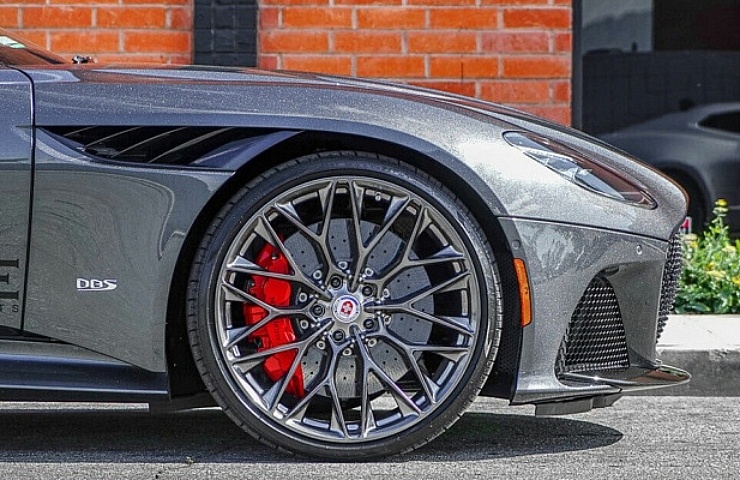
[0,1,193,64]
[258,0,573,124]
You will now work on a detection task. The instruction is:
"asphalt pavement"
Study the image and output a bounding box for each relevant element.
[0,396,736,479]
[655,314,740,395]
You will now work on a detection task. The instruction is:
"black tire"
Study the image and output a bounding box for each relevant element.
[187,151,502,459]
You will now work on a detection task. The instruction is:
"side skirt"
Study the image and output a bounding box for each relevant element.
[0,339,168,402]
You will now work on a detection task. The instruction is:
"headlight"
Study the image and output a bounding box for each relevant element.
[503,131,655,208]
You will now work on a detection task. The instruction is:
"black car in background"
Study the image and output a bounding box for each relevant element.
[603,103,740,234]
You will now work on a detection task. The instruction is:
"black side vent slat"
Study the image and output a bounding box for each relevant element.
[149,128,233,164]
[43,126,266,166]
[556,274,630,376]
[109,127,190,161]
[657,232,683,340]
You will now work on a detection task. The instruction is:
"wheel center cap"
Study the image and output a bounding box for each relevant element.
[332,295,362,324]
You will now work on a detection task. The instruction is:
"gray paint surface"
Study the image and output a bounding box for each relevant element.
[0,68,32,329]
[24,133,232,371]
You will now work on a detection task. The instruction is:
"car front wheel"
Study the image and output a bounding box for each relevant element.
[187,151,502,459]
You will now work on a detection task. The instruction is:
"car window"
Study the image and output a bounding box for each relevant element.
[699,111,740,135]
[0,32,66,66]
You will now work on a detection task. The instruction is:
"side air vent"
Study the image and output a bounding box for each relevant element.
[657,232,682,340]
[43,126,271,165]
[555,274,630,376]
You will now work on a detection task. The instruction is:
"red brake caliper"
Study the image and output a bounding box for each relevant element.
[242,243,306,398]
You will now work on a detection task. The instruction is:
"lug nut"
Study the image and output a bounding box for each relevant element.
[363,318,375,330]
[311,305,325,317]
[332,330,345,342]
[329,276,342,288]
[361,285,374,296]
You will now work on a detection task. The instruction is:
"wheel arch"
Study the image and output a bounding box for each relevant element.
[164,130,522,400]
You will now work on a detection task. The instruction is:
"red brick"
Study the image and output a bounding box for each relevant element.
[258,54,279,70]
[430,56,499,78]
[481,0,548,4]
[23,7,93,28]
[481,31,548,53]
[260,31,329,53]
[503,56,570,78]
[357,8,426,29]
[335,0,402,4]
[124,31,190,53]
[333,31,402,54]
[167,54,191,65]
[0,7,19,27]
[122,0,190,5]
[51,31,119,53]
[521,104,571,125]
[408,0,475,5]
[553,80,570,102]
[168,7,192,30]
[357,56,425,78]
[409,80,476,97]
[97,7,166,29]
[408,31,477,54]
[555,32,572,52]
[262,0,329,4]
[14,30,48,49]
[283,55,352,75]
[503,8,571,29]
[94,53,165,64]
[282,7,352,29]
[430,8,499,29]
[50,0,117,4]
[259,7,280,30]
[479,80,550,103]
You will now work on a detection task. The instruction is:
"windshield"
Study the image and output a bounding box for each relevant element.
[0,29,67,66]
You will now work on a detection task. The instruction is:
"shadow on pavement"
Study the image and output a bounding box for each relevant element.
[0,406,622,463]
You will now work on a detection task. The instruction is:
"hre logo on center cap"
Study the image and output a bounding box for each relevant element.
[333,295,361,323]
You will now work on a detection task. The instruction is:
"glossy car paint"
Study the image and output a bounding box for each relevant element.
[0,68,32,330]
[0,62,688,407]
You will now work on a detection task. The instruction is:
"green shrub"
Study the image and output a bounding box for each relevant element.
[674,199,740,314]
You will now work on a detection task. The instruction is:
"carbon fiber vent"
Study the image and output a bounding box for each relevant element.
[657,233,683,340]
[43,126,264,165]
[555,275,629,376]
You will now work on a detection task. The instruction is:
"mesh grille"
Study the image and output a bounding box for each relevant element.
[657,233,683,340]
[556,275,629,376]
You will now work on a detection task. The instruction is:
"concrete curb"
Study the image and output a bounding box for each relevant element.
[649,315,740,396]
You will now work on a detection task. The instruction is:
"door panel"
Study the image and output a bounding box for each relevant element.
[0,68,33,329]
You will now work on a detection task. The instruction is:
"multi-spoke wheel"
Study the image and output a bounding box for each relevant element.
[187,152,502,459]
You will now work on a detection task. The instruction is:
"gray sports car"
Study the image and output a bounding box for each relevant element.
[0,29,689,459]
